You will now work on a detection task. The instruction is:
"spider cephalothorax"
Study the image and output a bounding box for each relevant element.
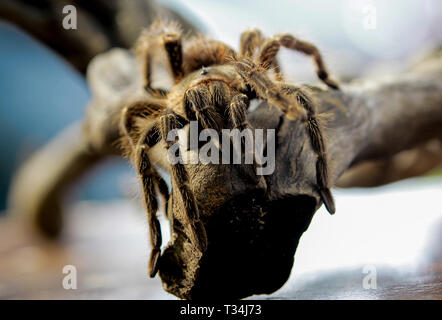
[120,20,339,278]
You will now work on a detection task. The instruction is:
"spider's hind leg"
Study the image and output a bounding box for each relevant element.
[135,20,184,98]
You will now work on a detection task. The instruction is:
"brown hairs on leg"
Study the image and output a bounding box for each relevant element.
[159,110,208,252]
[134,19,184,97]
[259,34,339,89]
[240,28,284,81]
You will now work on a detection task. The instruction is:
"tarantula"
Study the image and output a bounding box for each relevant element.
[120,20,339,278]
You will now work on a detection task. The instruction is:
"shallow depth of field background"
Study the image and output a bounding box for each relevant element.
[0,0,441,299]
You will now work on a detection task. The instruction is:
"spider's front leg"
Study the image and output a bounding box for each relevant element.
[239,29,283,81]
[258,33,340,90]
[183,86,222,131]
[233,58,336,214]
[159,110,208,252]
[121,101,170,277]
[234,58,306,120]
[280,84,335,214]
[133,143,165,277]
[228,94,251,130]
[228,94,267,185]
[120,100,164,148]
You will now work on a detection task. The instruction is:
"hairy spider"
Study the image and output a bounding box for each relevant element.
[120,20,339,278]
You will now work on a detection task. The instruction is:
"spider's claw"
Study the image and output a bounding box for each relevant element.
[148,248,161,278]
[318,70,340,90]
[326,81,340,90]
[319,188,336,214]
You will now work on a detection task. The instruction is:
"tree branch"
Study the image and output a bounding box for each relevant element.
[0,0,198,73]
[336,139,442,188]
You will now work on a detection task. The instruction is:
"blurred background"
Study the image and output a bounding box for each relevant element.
[0,0,441,299]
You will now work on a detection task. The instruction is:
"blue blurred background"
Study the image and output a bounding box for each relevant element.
[0,21,131,212]
[0,0,441,212]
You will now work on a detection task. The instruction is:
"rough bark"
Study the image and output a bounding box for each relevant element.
[8,48,442,299]
[336,139,442,188]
